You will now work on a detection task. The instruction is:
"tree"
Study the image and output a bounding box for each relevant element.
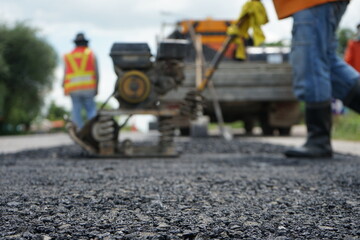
[337,28,354,55]
[0,22,57,133]
[47,101,69,121]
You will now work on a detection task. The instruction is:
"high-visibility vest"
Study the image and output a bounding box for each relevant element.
[64,47,97,95]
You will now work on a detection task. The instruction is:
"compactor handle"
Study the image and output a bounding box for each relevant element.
[196,14,248,92]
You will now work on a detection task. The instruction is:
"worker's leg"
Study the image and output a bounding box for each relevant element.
[83,92,97,120]
[285,2,348,158]
[330,52,360,112]
[285,102,332,158]
[330,55,359,101]
[343,79,360,113]
[291,2,349,102]
[70,94,84,129]
[326,2,360,112]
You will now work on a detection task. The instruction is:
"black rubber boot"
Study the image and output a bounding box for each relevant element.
[343,80,360,113]
[284,102,333,158]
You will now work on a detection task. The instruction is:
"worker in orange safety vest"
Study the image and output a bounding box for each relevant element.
[63,32,99,130]
[344,23,360,73]
[272,0,360,158]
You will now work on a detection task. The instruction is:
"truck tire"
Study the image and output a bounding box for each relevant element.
[261,124,275,136]
[244,119,254,135]
[278,127,291,136]
[259,112,275,136]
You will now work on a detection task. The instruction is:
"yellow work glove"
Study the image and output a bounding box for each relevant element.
[226,24,239,37]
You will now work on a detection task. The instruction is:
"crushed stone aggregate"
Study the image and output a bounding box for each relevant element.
[1,138,360,239]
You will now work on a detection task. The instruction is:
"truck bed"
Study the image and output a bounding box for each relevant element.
[164,61,295,102]
[162,61,300,135]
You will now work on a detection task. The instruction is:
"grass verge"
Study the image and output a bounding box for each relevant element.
[332,110,360,141]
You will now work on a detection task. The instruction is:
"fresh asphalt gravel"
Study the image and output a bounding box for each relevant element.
[1,137,360,239]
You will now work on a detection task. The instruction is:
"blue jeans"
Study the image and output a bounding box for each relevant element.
[291,1,360,103]
[70,91,97,129]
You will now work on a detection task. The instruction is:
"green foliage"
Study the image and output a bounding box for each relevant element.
[96,101,114,110]
[47,101,69,121]
[0,22,57,134]
[227,121,244,129]
[262,41,285,47]
[332,110,360,141]
[337,28,354,55]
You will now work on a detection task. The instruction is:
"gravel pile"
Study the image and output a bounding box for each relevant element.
[1,138,360,239]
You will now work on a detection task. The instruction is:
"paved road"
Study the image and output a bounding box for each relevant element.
[1,127,359,239]
[0,126,359,156]
[1,132,359,239]
[245,125,360,157]
[0,133,72,154]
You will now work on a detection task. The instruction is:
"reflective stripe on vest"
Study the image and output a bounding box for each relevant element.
[64,47,96,95]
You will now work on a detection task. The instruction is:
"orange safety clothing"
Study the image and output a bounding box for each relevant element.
[344,40,360,73]
[64,47,97,95]
[272,0,348,19]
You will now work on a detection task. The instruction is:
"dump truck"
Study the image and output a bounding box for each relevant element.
[161,18,300,135]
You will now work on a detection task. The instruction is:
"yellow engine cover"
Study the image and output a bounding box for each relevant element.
[118,70,152,104]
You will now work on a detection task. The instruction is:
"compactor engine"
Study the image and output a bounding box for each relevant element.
[111,41,186,109]
[67,40,190,157]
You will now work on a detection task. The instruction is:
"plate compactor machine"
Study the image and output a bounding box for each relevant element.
[67,40,203,158]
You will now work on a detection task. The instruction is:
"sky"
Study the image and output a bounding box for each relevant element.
[1,0,360,112]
